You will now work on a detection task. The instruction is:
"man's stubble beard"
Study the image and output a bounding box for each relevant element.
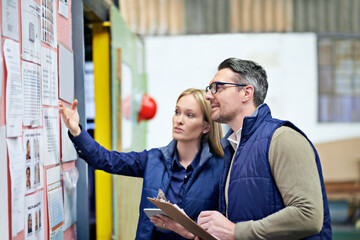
[212,108,237,124]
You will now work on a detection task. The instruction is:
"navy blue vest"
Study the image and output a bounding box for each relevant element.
[219,104,332,239]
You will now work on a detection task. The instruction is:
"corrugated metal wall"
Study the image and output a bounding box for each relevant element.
[118,0,360,35]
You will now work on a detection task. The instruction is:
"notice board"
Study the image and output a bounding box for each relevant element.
[0,0,79,239]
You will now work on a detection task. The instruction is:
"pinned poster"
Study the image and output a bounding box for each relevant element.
[41,47,58,106]
[22,61,42,127]
[46,166,64,238]
[43,108,60,166]
[4,39,23,137]
[59,0,68,18]
[21,0,41,64]
[41,0,57,47]
[58,43,74,103]
[24,129,44,194]
[0,127,9,240]
[2,0,20,40]
[7,137,25,237]
[61,117,77,162]
[25,191,45,240]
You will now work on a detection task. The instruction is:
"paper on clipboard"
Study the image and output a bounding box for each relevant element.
[147,197,218,240]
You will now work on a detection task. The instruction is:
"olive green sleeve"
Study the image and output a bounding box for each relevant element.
[234,126,323,240]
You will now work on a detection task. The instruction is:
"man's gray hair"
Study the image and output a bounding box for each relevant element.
[218,58,268,107]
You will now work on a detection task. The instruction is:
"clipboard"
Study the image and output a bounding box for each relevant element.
[147,197,218,240]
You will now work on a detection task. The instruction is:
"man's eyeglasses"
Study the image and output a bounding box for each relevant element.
[205,82,247,94]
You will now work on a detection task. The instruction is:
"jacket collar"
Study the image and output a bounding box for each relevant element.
[221,128,233,149]
[159,140,213,171]
[241,103,272,141]
[221,103,272,146]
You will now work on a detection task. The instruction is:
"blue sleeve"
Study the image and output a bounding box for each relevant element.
[69,126,148,177]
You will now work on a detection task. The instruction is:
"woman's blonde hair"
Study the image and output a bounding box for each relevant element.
[177,88,224,158]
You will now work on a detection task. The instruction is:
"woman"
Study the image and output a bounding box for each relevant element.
[59,88,224,239]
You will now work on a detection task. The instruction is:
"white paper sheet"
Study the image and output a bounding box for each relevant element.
[41,47,58,106]
[21,0,41,64]
[2,0,20,40]
[4,39,23,137]
[24,129,43,194]
[61,117,77,162]
[46,166,64,237]
[25,191,45,240]
[7,137,25,237]
[58,0,68,18]
[0,127,9,240]
[58,43,74,103]
[41,0,57,48]
[43,108,59,166]
[23,61,42,127]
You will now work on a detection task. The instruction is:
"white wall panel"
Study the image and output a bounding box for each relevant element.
[145,33,360,148]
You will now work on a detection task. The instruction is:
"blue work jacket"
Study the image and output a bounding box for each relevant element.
[218,104,332,239]
[71,130,224,240]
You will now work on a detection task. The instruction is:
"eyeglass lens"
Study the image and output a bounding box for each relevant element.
[210,82,217,94]
[205,82,218,94]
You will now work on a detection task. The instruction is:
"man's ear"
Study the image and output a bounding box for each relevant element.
[203,123,210,134]
[242,85,254,102]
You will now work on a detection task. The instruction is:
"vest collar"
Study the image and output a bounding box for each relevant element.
[221,103,272,147]
[241,103,272,141]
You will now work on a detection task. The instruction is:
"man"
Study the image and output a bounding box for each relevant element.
[197,58,331,239]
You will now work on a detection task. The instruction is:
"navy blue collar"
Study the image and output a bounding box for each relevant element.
[172,146,202,170]
[221,103,271,147]
[241,103,271,140]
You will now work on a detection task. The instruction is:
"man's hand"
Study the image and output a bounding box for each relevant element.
[59,99,81,137]
[196,211,235,240]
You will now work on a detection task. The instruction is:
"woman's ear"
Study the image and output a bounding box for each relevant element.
[203,123,210,134]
